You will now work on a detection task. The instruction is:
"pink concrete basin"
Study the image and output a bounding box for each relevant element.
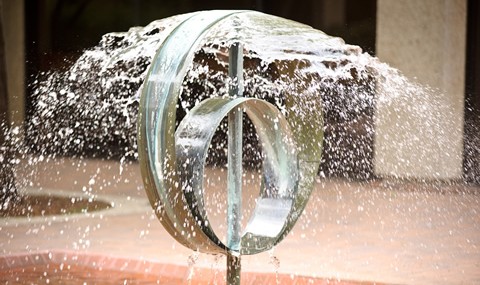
[0,251,380,284]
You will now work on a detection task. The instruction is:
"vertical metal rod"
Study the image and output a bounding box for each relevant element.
[227,252,241,284]
[227,42,243,285]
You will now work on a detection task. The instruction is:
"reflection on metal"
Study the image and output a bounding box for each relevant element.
[226,41,244,284]
[138,10,323,284]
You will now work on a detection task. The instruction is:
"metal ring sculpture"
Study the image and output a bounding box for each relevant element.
[138,10,323,258]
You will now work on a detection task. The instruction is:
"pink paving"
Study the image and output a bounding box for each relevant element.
[0,251,379,284]
[1,157,479,284]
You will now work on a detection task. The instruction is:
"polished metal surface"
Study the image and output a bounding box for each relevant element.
[138,8,323,266]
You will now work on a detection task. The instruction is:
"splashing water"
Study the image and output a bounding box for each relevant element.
[268,249,281,285]
[187,251,200,284]
[18,11,474,184]
[25,13,372,174]
[0,12,478,284]
[211,254,224,285]
[0,9,476,224]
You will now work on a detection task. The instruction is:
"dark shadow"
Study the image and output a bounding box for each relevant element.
[464,0,480,185]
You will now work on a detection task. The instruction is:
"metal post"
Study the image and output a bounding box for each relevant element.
[227,42,243,285]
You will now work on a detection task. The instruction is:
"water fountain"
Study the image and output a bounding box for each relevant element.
[0,8,479,285]
[137,10,324,284]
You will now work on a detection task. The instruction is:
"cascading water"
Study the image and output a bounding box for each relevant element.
[24,12,377,176]
[0,10,479,285]
[22,10,476,184]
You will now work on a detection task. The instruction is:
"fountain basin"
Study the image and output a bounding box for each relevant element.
[3,158,479,284]
[0,251,374,285]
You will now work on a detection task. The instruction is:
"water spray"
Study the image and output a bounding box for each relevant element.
[138,10,323,284]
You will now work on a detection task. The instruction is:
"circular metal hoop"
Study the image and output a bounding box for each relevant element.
[138,10,323,255]
[176,97,298,254]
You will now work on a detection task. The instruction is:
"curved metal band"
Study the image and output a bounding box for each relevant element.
[176,97,298,254]
[139,10,246,254]
[138,10,324,255]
